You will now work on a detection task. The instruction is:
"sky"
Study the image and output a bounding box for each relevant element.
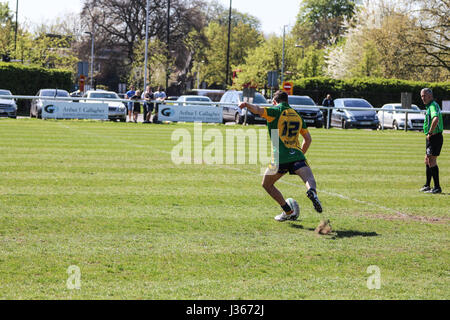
[5,0,301,36]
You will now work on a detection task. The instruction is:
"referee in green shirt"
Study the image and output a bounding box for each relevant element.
[420,88,443,194]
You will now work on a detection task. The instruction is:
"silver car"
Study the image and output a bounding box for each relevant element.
[330,98,379,129]
[220,90,268,124]
[0,89,17,118]
[82,90,127,122]
[30,89,70,118]
[377,104,424,130]
[176,95,212,106]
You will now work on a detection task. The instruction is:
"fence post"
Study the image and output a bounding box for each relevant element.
[405,111,408,132]
[401,92,412,132]
[327,108,331,129]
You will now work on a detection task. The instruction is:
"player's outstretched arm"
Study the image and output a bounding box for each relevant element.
[238,102,264,116]
[300,130,312,154]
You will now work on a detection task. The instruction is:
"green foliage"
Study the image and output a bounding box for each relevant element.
[350,41,383,78]
[202,21,263,88]
[205,0,261,31]
[0,2,13,23]
[95,84,109,91]
[0,62,72,94]
[130,38,168,89]
[26,34,78,71]
[232,36,282,89]
[293,0,356,47]
[325,4,449,82]
[295,46,326,78]
[233,38,329,90]
[293,77,450,107]
[0,62,72,113]
[0,1,13,57]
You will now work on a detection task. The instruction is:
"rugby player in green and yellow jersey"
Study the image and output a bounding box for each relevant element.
[239,90,323,222]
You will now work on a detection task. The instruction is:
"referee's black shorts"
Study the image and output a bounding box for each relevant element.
[426,133,443,156]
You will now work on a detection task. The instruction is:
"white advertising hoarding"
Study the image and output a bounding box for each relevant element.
[442,100,450,112]
[42,101,109,120]
[158,104,223,123]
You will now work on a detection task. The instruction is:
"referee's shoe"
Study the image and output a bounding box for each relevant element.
[425,187,442,194]
[419,185,431,192]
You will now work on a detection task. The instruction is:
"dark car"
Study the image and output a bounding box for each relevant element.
[30,89,70,118]
[220,90,268,124]
[0,89,17,118]
[330,98,379,129]
[288,95,323,128]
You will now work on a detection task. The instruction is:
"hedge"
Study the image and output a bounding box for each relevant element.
[0,62,72,115]
[292,77,450,109]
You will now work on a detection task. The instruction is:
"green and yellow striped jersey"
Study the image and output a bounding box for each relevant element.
[261,102,308,164]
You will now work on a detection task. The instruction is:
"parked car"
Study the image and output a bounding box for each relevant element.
[176,95,212,106]
[30,89,70,118]
[220,90,268,124]
[330,98,379,129]
[70,90,83,102]
[377,103,424,130]
[0,89,17,118]
[288,95,323,128]
[162,96,179,106]
[82,90,127,122]
[185,89,225,102]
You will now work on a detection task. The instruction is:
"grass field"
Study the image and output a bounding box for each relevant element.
[0,118,449,299]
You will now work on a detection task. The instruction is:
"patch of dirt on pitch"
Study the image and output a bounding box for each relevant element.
[366,212,449,224]
[315,219,333,235]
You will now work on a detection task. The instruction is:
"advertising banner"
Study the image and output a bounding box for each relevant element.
[158,104,223,123]
[42,101,109,120]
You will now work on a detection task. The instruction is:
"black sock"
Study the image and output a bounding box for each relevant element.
[430,165,440,188]
[281,203,292,214]
[426,165,432,186]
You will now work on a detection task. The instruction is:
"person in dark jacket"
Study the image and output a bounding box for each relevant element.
[321,94,334,128]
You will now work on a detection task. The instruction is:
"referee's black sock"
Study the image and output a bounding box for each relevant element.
[426,165,432,186]
[430,165,440,188]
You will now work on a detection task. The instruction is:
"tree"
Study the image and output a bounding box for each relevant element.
[293,0,357,48]
[0,2,13,59]
[27,33,78,70]
[352,41,383,77]
[204,0,261,31]
[407,0,449,74]
[129,37,168,88]
[232,36,283,89]
[325,0,449,82]
[296,46,326,78]
[81,0,207,69]
[201,21,263,88]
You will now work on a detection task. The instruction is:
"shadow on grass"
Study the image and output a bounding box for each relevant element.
[290,224,379,239]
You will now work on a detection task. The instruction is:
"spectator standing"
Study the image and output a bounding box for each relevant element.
[153,86,167,123]
[142,86,154,123]
[321,94,334,128]
[131,90,142,123]
[125,85,136,122]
